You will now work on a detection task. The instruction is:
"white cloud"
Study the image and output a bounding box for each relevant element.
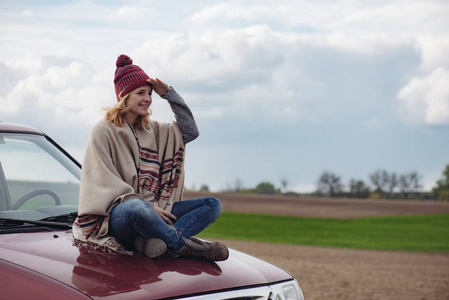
[190,2,270,23]
[124,23,421,130]
[132,25,285,96]
[397,67,449,125]
[417,36,449,72]
[136,26,275,79]
[115,5,155,21]
[190,1,449,56]
[0,54,111,132]
[190,0,449,34]
[21,10,33,17]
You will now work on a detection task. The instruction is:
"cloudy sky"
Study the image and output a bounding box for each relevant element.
[1,0,448,193]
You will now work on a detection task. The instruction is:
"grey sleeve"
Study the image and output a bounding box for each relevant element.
[162,87,200,144]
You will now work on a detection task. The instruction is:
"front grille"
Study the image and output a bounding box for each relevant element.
[169,286,272,300]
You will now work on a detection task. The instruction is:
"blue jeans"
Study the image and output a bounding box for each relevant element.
[108,197,222,252]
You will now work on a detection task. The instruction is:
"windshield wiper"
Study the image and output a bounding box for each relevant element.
[39,212,78,224]
[0,218,72,230]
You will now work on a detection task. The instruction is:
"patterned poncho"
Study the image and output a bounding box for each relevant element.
[72,118,185,254]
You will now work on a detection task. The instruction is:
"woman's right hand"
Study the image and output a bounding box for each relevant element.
[153,202,177,225]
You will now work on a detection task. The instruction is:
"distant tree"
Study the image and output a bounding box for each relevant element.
[222,179,244,193]
[280,176,289,193]
[199,184,209,192]
[431,165,449,201]
[254,182,276,194]
[348,179,370,198]
[233,179,243,192]
[316,171,344,197]
[436,190,449,201]
[369,169,389,198]
[369,170,399,199]
[223,182,232,192]
[385,172,398,199]
[399,171,422,199]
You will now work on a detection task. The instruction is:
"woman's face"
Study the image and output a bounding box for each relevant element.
[125,85,153,122]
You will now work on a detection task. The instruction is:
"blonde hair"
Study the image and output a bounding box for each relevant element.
[105,93,151,129]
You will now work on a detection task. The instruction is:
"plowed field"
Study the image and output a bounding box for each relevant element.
[184,191,449,300]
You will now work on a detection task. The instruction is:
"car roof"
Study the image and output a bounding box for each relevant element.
[0,121,43,135]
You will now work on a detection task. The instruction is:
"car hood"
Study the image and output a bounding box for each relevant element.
[0,231,292,299]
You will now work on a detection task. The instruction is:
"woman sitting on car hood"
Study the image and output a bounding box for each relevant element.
[72,54,228,261]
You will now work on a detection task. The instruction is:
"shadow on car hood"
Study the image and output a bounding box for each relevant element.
[0,231,292,299]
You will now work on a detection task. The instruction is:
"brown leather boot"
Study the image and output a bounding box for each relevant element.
[134,236,167,258]
[175,237,229,261]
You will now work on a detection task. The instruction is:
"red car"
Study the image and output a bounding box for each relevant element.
[0,121,304,300]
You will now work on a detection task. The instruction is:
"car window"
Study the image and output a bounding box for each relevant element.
[0,133,80,212]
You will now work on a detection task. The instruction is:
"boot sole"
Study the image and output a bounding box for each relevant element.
[135,236,167,258]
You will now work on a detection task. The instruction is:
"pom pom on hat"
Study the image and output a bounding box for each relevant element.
[114,54,150,101]
[116,54,133,68]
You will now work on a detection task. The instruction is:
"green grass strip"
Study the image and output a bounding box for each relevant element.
[198,212,449,253]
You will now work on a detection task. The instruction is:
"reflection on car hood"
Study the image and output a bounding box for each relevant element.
[0,231,292,299]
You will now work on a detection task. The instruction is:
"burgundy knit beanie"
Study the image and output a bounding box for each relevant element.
[114,54,150,101]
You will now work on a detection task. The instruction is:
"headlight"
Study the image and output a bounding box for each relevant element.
[269,279,304,300]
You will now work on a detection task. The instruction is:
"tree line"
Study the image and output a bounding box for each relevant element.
[194,164,449,201]
[315,165,449,201]
[315,169,422,199]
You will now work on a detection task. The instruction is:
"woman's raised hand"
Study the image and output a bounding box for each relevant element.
[147,78,170,97]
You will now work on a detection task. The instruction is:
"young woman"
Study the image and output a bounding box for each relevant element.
[73,55,228,261]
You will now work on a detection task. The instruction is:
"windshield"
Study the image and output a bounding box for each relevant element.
[0,133,80,221]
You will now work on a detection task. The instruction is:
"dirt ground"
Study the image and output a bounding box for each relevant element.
[184,192,449,300]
